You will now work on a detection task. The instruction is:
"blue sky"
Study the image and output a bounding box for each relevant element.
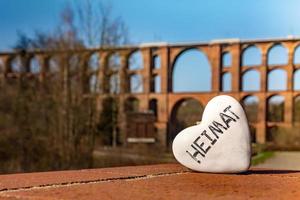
[1,0,300,49]
[111,0,300,43]
[0,0,299,92]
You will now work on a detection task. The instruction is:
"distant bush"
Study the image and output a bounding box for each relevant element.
[267,126,300,150]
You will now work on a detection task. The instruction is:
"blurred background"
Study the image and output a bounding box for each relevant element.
[0,0,300,174]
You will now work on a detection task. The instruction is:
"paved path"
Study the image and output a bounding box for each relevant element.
[256,151,300,170]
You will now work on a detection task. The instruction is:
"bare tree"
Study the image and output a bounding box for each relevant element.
[73,0,129,47]
[5,0,130,172]
[69,0,129,148]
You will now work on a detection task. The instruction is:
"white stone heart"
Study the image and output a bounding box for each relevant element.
[172,95,251,173]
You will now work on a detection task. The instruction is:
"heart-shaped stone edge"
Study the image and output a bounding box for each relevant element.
[172,95,252,173]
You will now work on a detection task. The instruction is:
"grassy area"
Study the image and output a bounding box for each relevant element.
[251,151,274,166]
[93,147,275,168]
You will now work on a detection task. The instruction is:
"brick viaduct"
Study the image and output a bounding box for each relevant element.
[1,37,300,148]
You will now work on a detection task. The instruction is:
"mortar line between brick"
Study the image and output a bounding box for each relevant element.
[0,170,189,194]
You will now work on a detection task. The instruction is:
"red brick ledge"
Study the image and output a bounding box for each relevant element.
[0,164,300,200]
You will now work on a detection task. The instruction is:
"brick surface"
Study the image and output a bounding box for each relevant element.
[0,164,300,200]
[0,164,187,191]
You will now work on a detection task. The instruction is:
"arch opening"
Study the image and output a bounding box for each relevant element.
[172,49,211,92]
[267,126,278,142]
[98,97,118,145]
[89,74,100,93]
[221,72,231,92]
[69,54,80,73]
[10,56,23,72]
[29,56,41,74]
[267,95,285,122]
[268,69,287,91]
[109,74,120,94]
[89,53,100,71]
[153,55,161,69]
[294,96,300,122]
[242,45,261,66]
[129,51,143,70]
[130,74,143,93]
[242,69,260,91]
[149,99,158,118]
[249,125,257,143]
[242,95,259,123]
[267,44,288,66]
[124,97,139,113]
[169,98,204,145]
[108,53,121,70]
[48,57,60,73]
[294,69,300,90]
[151,75,161,93]
[222,52,231,68]
[294,46,300,64]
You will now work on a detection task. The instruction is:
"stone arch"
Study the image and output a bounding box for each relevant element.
[221,72,231,92]
[293,69,300,90]
[242,45,261,66]
[89,52,100,71]
[130,74,143,93]
[242,69,260,91]
[172,48,211,92]
[241,95,259,123]
[222,52,231,68]
[267,69,287,91]
[128,50,143,70]
[169,98,204,145]
[124,96,140,113]
[29,56,41,74]
[267,43,288,66]
[293,95,300,122]
[267,95,285,122]
[149,98,158,118]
